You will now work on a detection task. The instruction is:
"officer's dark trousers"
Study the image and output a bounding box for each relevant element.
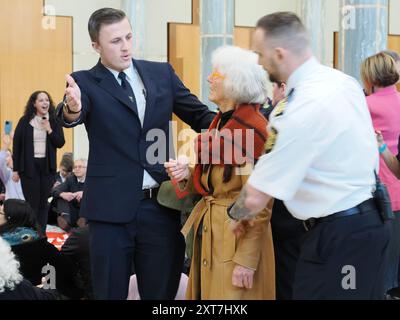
[88,198,185,300]
[271,200,306,300]
[385,211,400,292]
[293,206,392,300]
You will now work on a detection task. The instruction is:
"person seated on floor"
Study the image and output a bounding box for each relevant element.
[60,225,92,299]
[48,153,74,225]
[0,133,24,201]
[54,152,74,188]
[0,236,60,300]
[51,158,87,231]
[0,199,83,299]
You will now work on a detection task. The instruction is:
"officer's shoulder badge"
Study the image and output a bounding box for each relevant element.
[272,98,288,117]
[265,126,278,154]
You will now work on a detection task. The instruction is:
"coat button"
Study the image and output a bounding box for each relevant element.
[203,259,208,267]
[203,225,207,232]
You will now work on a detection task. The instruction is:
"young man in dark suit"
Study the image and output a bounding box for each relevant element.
[56,8,215,299]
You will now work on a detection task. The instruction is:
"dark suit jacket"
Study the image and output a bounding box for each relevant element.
[13,115,65,177]
[54,172,66,185]
[56,59,215,223]
[52,175,85,203]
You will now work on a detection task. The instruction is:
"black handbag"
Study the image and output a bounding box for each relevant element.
[373,171,395,221]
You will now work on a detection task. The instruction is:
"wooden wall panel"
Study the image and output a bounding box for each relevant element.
[234,27,255,49]
[0,0,73,161]
[168,23,199,156]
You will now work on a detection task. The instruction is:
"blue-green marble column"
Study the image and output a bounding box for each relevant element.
[122,0,146,59]
[299,0,328,66]
[339,0,388,81]
[200,0,234,110]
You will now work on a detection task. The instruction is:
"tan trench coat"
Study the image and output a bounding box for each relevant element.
[181,164,275,300]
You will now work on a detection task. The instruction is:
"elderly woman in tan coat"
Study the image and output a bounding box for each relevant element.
[165,46,275,300]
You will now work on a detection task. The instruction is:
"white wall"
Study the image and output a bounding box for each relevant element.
[144,0,192,61]
[390,0,400,35]
[235,0,297,26]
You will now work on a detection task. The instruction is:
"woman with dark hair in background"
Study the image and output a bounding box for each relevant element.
[0,199,83,299]
[12,91,65,233]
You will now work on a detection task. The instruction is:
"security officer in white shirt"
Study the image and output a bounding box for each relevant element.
[229,12,392,299]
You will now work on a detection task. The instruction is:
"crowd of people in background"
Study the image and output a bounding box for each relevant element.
[1,8,400,301]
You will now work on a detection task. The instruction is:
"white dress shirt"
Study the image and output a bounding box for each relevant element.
[248,57,378,220]
[106,64,158,189]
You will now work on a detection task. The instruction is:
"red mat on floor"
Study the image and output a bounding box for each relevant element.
[46,225,69,250]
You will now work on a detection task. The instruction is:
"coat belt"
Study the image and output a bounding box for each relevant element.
[181,196,233,237]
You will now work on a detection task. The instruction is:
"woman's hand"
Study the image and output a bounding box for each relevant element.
[232,264,255,289]
[230,219,254,237]
[60,192,76,202]
[164,155,190,182]
[42,119,52,134]
[1,133,12,150]
[74,191,83,202]
[12,171,20,182]
[376,130,384,147]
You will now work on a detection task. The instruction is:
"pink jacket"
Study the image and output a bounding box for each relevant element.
[367,85,400,211]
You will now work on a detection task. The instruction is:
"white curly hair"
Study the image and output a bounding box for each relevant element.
[0,236,23,293]
[211,45,269,105]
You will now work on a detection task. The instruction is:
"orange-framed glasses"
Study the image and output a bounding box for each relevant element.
[209,70,225,81]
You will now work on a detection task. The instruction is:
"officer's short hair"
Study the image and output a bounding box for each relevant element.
[256,12,310,53]
[88,8,127,42]
[361,52,399,95]
[211,45,268,105]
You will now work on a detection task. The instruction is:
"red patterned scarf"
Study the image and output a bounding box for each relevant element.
[193,104,268,196]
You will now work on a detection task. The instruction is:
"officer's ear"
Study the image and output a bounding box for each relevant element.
[274,47,285,62]
[92,41,101,54]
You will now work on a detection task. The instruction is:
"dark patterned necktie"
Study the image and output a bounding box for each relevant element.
[118,72,137,105]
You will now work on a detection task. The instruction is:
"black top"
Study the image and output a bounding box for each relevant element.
[10,237,83,299]
[0,279,59,300]
[218,109,234,129]
[13,115,65,178]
